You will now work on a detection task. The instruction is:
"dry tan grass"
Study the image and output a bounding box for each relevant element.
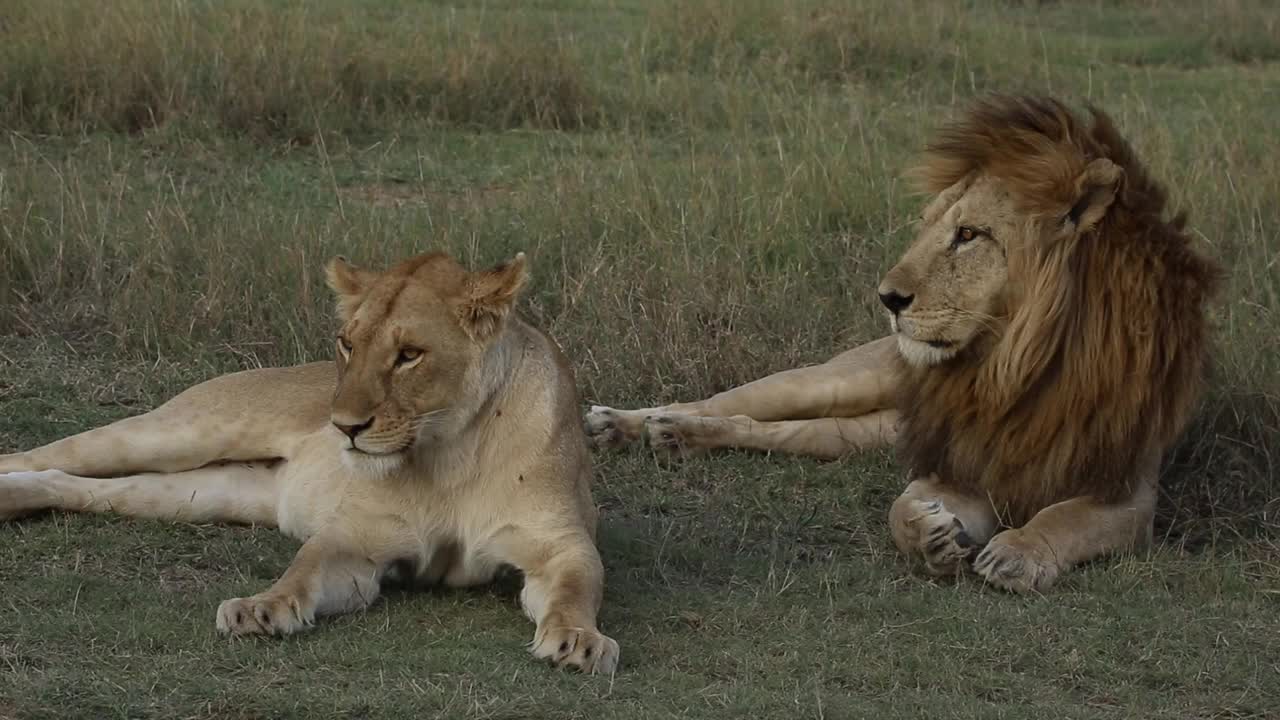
[0,0,601,138]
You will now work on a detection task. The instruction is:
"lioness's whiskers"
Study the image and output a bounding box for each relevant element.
[409,409,450,432]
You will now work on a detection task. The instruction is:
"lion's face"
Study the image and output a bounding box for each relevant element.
[877,174,1019,367]
[323,252,527,469]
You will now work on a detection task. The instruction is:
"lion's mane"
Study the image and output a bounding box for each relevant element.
[895,95,1220,525]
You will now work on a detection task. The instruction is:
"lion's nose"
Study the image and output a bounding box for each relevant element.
[333,417,374,441]
[878,289,914,315]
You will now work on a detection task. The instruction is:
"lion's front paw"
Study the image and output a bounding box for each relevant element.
[531,624,620,675]
[642,412,721,459]
[583,406,645,450]
[216,594,313,637]
[973,528,1060,593]
[892,497,978,576]
[642,413,688,455]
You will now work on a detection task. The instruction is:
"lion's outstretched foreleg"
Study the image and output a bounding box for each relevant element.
[890,476,999,577]
[642,409,898,460]
[974,473,1157,594]
[584,336,899,456]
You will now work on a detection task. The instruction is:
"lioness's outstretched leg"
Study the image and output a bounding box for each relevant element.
[217,533,383,636]
[0,364,332,478]
[974,476,1157,594]
[890,476,998,577]
[0,463,279,524]
[584,336,898,450]
[642,409,899,460]
[507,532,618,675]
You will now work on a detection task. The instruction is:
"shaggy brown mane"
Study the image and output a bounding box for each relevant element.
[895,95,1220,525]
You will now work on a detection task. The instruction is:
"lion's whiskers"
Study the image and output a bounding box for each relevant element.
[954,308,1005,336]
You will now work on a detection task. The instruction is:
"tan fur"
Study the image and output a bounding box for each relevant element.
[587,95,1218,593]
[585,335,901,459]
[0,251,618,673]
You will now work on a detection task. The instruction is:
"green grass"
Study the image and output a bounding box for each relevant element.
[1,0,1278,717]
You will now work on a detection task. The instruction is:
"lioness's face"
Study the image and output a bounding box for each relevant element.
[878,174,1015,367]
[323,252,527,466]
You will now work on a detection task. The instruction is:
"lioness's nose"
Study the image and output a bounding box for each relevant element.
[878,289,914,315]
[333,417,373,441]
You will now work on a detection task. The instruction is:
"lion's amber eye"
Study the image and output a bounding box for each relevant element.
[396,348,423,365]
[955,226,978,244]
[337,336,353,355]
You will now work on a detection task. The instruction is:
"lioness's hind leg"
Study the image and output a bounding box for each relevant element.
[0,462,279,525]
[0,406,240,477]
[0,364,331,477]
[890,476,997,577]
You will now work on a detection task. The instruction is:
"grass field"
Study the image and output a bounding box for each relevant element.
[2,0,1279,717]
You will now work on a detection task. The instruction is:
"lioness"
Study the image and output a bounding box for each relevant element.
[586,95,1218,593]
[0,250,619,673]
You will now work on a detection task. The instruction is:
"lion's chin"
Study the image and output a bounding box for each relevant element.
[895,335,960,368]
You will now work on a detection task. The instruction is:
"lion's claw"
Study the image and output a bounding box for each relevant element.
[973,529,1060,593]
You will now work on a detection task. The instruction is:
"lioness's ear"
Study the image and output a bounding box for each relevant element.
[325,256,377,321]
[460,253,529,340]
[1064,158,1122,234]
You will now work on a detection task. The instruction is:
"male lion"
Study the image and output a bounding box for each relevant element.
[0,250,619,673]
[586,95,1218,593]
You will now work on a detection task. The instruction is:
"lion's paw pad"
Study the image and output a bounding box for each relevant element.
[584,406,643,449]
[642,414,680,447]
[903,498,977,575]
[216,595,312,637]
[641,413,710,459]
[531,626,620,675]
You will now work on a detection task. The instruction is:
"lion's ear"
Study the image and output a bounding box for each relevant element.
[917,170,979,226]
[1064,158,1122,234]
[325,256,377,321]
[459,253,529,340]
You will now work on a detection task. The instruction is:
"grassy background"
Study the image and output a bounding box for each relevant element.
[1,0,1278,717]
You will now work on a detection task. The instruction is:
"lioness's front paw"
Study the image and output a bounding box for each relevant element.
[583,406,645,450]
[216,594,313,636]
[973,528,1060,593]
[531,625,620,675]
[892,497,977,576]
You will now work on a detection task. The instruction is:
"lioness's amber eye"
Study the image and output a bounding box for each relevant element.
[337,337,353,354]
[396,348,423,365]
[955,226,977,244]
